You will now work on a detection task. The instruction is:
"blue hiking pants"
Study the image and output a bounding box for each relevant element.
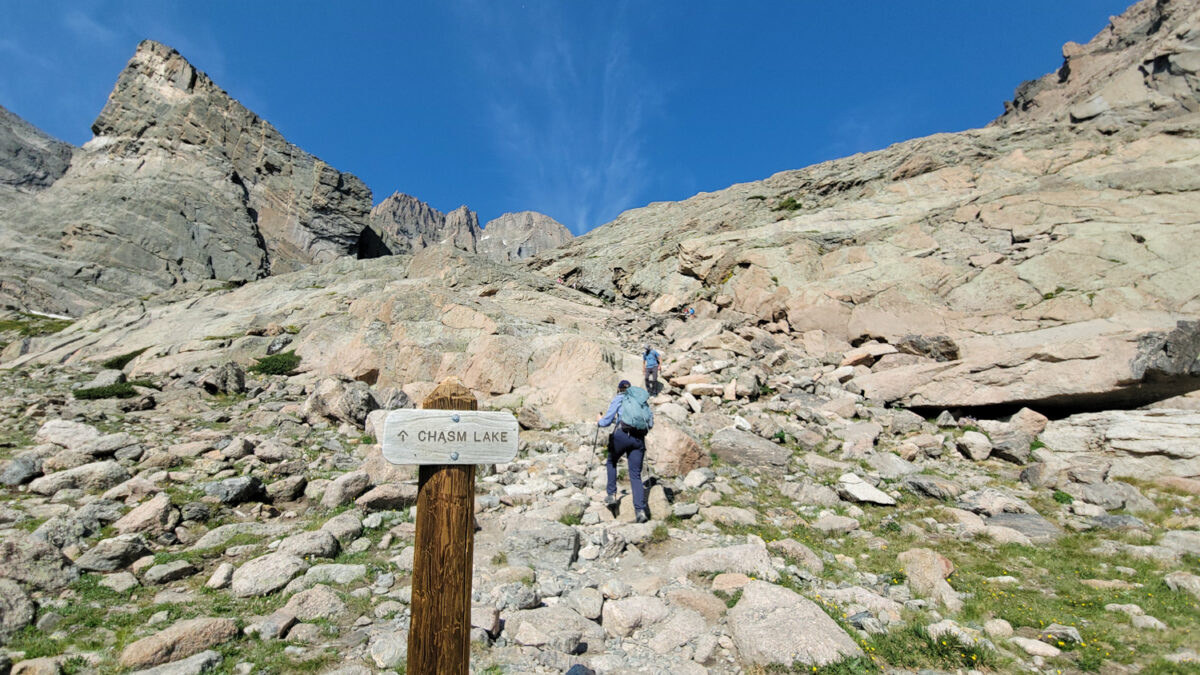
[606,427,647,512]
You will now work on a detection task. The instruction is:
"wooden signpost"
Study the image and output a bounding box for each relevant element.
[380,378,518,675]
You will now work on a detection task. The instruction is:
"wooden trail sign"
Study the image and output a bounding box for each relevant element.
[385,378,518,675]
[382,409,518,465]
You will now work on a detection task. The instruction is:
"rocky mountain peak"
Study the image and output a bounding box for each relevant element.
[443,205,482,252]
[994,0,1200,126]
[365,197,572,262]
[0,41,372,316]
[86,40,372,268]
[365,192,480,256]
[478,211,573,262]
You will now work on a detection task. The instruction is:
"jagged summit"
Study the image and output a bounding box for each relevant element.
[0,40,372,317]
[365,193,571,262]
[365,192,480,256]
[994,0,1200,126]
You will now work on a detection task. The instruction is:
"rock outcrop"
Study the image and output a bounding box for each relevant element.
[995,0,1200,126]
[478,211,573,262]
[0,40,371,316]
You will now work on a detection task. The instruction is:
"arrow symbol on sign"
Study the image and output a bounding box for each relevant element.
[398,430,408,442]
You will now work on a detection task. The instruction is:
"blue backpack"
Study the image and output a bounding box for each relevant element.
[618,386,653,430]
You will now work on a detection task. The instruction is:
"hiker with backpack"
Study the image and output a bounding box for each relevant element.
[642,345,662,395]
[597,379,654,523]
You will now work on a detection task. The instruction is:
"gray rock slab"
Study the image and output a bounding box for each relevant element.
[709,428,790,471]
[728,580,864,667]
[503,520,579,572]
[127,650,221,675]
[230,553,308,597]
[985,513,1062,543]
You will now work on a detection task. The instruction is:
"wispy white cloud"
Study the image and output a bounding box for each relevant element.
[461,2,658,234]
[63,9,120,44]
[0,37,54,70]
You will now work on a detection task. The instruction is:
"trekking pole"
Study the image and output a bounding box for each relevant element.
[591,424,600,458]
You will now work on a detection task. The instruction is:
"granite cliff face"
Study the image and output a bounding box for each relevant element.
[0,41,372,317]
[366,194,571,262]
[478,211,573,262]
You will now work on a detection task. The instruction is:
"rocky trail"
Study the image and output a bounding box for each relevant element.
[1,303,1199,675]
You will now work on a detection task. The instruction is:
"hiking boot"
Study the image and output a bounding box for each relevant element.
[636,509,650,524]
[604,493,619,507]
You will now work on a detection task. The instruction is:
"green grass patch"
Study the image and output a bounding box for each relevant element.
[942,531,1200,668]
[868,623,1000,671]
[713,588,744,608]
[558,512,582,526]
[1052,489,1074,504]
[249,350,301,376]
[72,379,157,400]
[100,347,149,370]
[772,196,803,212]
[0,313,73,338]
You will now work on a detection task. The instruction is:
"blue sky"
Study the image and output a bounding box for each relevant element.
[2,1,1132,234]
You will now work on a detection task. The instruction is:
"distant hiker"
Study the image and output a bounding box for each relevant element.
[642,345,662,394]
[597,379,654,523]
[687,306,695,318]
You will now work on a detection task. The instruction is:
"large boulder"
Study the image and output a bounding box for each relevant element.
[646,420,709,477]
[277,531,340,559]
[203,477,265,505]
[302,378,378,426]
[501,606,606,653]
[0,534,79,591]
[75,535,152,572]
[320,471,371,508]
[230,553,308,597]
[667,542,779,582]
[198,362,246,395]
[601,596,670,638]
[898,548,962,613]
[708,427,790,472]
[113,492,179,536]
[0,579,35,644]
[1037,409,1200,480]
[34,420,101,449]
[27,460,130,495]
[728,581,864,668]
[858,317,1200,411]
[119,618,238,669]
[502,520,579,572]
